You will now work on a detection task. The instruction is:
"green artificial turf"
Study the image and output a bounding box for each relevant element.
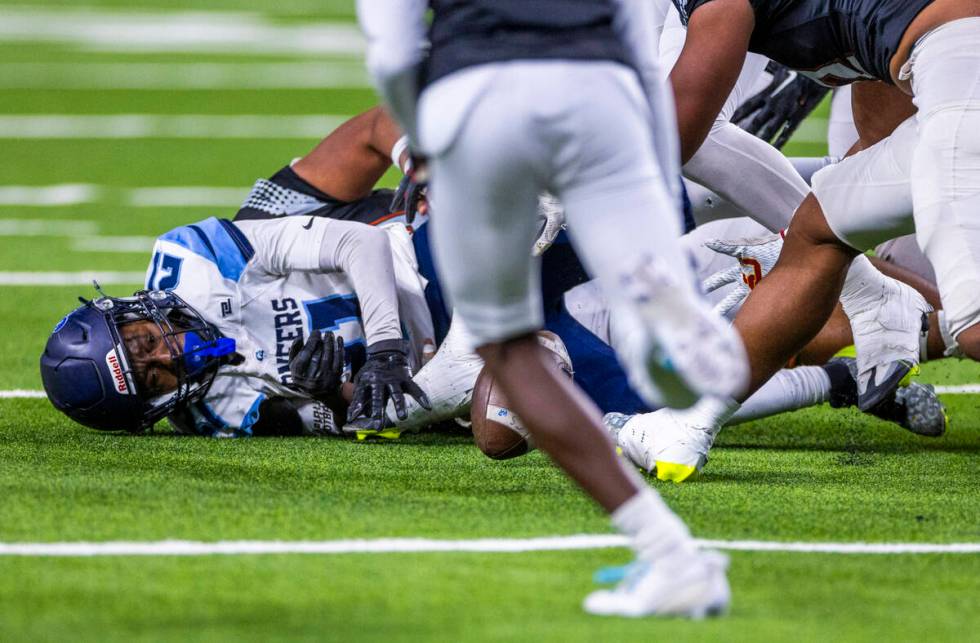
[2,552,978,643]
[0,1,977,640]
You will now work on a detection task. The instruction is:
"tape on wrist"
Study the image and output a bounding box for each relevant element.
[390,135,410,173]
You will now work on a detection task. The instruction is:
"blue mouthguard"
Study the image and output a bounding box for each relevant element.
[182,331,236,376]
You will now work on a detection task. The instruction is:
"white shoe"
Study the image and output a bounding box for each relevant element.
[583,550,730,618]
[604,407,717,483]
[841,274,931,411]
[619,254,749,409]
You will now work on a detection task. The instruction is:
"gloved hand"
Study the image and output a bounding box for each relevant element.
[701,232,784,317]
[532,193,565,257]
[732,61,830,149]
[390,158,429,225]
[347,339,431,430]
[288,331,345,400]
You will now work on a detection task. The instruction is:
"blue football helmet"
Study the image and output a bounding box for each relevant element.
[40,288,235,432]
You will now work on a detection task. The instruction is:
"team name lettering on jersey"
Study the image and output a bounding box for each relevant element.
[272,297,302,384]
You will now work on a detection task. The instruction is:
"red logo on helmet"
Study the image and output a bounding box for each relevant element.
[105,350,130,395]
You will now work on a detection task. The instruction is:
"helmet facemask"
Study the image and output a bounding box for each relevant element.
[90,289,235,431]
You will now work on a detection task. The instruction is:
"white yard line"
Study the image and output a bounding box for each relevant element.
[0,390,45,399]
[0,62,370,89]
[0,536,977,557]
[934,384,980,394]
[0,218,154,251]
[0,6,365,56]
[127,186,247,207]
[0,219,99,236]
[0,271,145,286]
[70,236,157,253]
[0,113,827,144]
[0,184,101,206]
[0,115,348,139]
[0,184,248,207]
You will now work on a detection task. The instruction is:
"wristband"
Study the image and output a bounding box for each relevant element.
[390,135,410,173]
[367,338,408,356]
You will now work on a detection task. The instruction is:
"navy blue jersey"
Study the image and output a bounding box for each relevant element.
[674,0,932,85]
[424,0,629,85]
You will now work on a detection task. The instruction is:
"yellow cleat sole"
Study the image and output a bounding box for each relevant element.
[355,428,403,441]
[898,363,920,388]
[655,461,700,483]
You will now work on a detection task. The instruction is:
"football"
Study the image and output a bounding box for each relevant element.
[470,331,574,460]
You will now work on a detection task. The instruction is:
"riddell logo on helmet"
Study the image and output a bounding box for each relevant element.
[105,350,131,395]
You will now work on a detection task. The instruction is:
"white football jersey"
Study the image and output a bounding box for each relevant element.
[144,215,434,436]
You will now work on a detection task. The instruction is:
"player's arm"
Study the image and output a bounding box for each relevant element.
[356,0,427,145]
[669,0,755,163]
[292,106,408,203]
[239,216,429,425]
[610,0,683,191]
[241,216,403,346]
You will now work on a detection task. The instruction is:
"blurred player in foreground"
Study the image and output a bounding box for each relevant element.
[359,0,748,618]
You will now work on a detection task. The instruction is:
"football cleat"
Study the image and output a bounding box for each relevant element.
[826,356,947,437]
[604,409,716,483]
[891,383,948,437]
[840,274,931,411]
[342,415,403,441]
[619,254,749,409]
[583,550,730,618]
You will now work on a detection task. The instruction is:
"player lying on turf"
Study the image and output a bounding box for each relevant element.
[39,101,946,449]
[39,107,445,437]
[36,105,589,438]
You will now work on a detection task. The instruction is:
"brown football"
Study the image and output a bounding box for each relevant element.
[470,331,573,460]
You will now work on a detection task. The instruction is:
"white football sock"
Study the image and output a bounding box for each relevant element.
[612,489,698,562]
[728,366,831,426]
[839,254,888,312]
[676,395,740,436]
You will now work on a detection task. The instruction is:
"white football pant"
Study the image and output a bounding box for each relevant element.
[418,60,693,385]
[814,18,980,341]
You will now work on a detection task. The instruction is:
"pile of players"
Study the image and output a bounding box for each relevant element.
[40,0,980,621]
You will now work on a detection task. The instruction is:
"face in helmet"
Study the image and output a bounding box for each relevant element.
[39,289,236,432]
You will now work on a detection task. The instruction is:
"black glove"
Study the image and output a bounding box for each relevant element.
[390,160,428,225]
[288,331,345,400]
[347,339,431,430]
[732,61,830,149]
